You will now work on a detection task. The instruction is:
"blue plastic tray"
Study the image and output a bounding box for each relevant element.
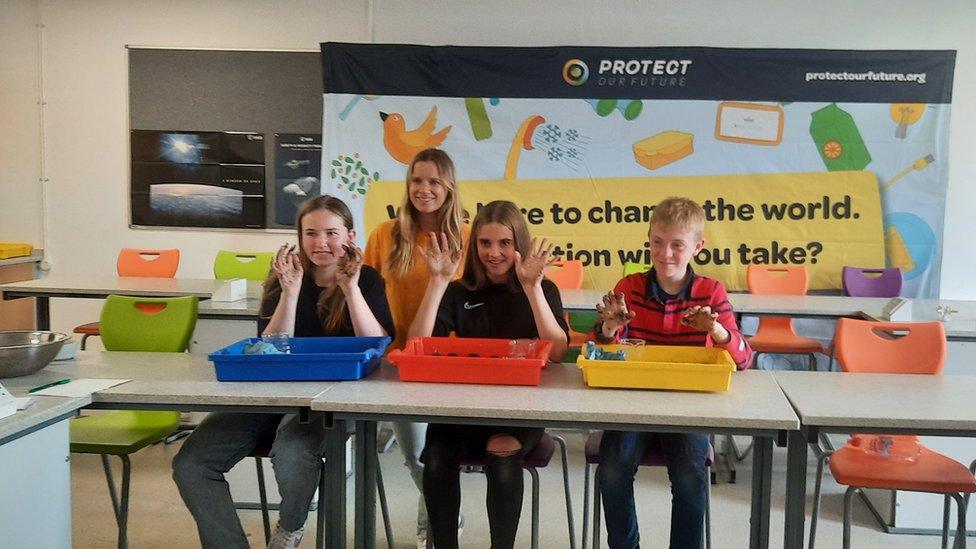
[209,336,390,381]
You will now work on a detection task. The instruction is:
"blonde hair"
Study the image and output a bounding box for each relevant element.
[260,195,354,333]
[460,200,532,292]
[387,149,464,276]
[649,196,705,239]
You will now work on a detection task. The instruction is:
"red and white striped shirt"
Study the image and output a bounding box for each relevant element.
[589,268,753,370]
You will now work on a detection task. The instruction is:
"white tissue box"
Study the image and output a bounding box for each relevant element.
[212,278,247,302]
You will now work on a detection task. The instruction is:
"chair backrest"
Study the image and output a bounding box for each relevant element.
[834,317,946,374]
[213,250,274,281]
[842,266,902,297]
[622,262,651,276]
[99,295,198,352]
[545,260,584,289]
[746,265,808,296]
[117,248,180,278]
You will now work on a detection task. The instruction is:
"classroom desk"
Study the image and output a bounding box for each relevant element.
[728,294,888,319]
[0,393,88,446]
[0,275,263,329]
[312,362,800,549]
[775,370,976,548]
[3,352,346,549]
[560,288,605,312]
[3,351,332,414]
[0,393,93,548]
[560,288,890,318]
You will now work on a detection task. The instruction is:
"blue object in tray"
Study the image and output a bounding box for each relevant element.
[209,336,391,381]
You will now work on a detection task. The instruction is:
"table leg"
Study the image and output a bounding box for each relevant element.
[749,436,773,549]
[322,419,347,549]
[354,420,378,549]
[36,296,50,330]
[784,429,809,549]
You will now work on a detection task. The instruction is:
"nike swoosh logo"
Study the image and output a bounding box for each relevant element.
[463,301,485,310]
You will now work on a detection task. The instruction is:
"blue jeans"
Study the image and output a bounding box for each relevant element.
[391,420,429,534]
[597,431,709,549]
[172,412,329,549]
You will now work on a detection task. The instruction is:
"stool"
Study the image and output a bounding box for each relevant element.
[582,431,713,549]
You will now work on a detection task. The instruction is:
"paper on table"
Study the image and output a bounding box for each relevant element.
[14,397,35,410]
[33,378,130,397]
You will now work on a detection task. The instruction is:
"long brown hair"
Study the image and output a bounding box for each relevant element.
[387,149,464,276]
[260,195,355,333]
[460,200,532,292]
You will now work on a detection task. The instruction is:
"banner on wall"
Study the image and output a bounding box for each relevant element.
[320,43,955,296]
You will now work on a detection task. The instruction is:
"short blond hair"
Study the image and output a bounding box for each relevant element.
[649,197,705,239]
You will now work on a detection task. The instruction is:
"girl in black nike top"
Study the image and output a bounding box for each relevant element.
[408,200,569,549]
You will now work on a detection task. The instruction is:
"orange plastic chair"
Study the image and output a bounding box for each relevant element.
[117,248,180,278]
[808,318,974,549]
[546,260,584,289]
[545,260,588,348]
[745,265,823,370]
[73,248,181,349]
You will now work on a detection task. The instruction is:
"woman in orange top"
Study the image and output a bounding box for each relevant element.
[363,148,470,545]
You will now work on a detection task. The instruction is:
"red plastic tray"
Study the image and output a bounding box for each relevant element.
[387,337,552,386]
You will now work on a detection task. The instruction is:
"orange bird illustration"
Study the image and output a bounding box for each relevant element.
[379,107,452,164]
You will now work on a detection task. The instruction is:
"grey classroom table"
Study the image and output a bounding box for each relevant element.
[0,275,263,329]
[4,351,334,415]
[4,352,343,549]
[0,392,89,446]
[776,370,976,549]
[312,361,800,549]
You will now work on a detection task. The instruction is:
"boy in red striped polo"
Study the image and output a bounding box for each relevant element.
[591,196,752,549]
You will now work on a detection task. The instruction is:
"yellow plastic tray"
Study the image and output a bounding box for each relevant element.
[577,344,735,392]
[0,243,33,260]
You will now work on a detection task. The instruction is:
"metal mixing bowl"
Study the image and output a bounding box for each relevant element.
[0,331,70,378]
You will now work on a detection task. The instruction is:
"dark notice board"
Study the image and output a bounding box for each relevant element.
[127,47,322,229]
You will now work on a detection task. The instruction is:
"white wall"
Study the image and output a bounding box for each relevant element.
[1,0,974,336]
[0,1,43,244]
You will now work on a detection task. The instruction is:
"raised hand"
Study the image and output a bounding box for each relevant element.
[515,237,554,288]
[335,243,364,294]
[681,305,730,343]
[272,243,303,296]
[680,305,718,331]
[421,231,462,283]
[596,291,636,333]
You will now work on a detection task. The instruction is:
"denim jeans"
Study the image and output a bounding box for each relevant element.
[172,412,329,549]
[391,420,429,534]
[597,431,709,549]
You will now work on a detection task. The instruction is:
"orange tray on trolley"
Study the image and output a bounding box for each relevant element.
[387,337,553,386]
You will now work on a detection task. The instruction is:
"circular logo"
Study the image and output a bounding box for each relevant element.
[562,59,589,86]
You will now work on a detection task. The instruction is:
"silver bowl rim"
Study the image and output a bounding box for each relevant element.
[0,330,71,350]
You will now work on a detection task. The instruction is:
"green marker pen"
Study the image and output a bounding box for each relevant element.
[28,378,71,393]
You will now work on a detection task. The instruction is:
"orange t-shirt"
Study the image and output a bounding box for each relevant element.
[363,219,471,350]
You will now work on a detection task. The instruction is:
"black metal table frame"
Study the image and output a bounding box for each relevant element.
[322,411,790,549]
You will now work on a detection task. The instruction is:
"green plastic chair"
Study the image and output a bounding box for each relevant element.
[622,261,652,276]
[213,250,274,281]
[70,295,198,548]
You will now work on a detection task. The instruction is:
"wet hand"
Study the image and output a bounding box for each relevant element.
[336,244,364,293]
[272,243,303,296]
[596,291,636,335]
[515,237,555,288]
[681,305,729,342]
